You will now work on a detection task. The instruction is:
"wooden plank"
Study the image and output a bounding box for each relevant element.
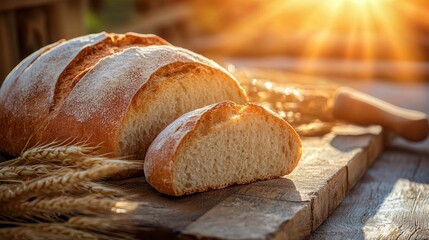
[115,177,240,232]
[116,125,384,239]
[16,7,49,59]
[0,0,61,12]
[46,0,85,41]
[182,194,310,240]
[294,125,383,231]
[310,145,429,239]
[0,11,19,83]
[111,3,192,34]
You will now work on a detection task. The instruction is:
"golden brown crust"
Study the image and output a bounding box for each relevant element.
[50,33,169,113]
[0,32,247,159]
[0,32,170,156]
[0,33,108,156]
[144,102,302,196]
[41,34,172,156]
[144,102,228,195]
[0,40,64,155]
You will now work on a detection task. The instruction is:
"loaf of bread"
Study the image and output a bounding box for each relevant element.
[0,32,248,158]
[144,101,302,196]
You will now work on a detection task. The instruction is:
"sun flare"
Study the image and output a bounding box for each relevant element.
[203,0,428,81]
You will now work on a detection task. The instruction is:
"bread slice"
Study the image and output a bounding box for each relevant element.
[144,101,302,196]
[0,32,247,158]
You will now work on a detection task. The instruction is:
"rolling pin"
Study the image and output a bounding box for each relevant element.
[332,87,429,142]
[233,68,429,141]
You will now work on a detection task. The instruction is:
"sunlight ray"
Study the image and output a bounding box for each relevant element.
[368,0,422,80]
[299,1,343,74]
[398,1,429,29]
[211,0,299,55]
[360,7,376,80]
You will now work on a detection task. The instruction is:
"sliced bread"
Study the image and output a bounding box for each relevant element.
[144,101,302,196]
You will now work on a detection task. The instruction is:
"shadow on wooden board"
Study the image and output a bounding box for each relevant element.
[115,176,303,240]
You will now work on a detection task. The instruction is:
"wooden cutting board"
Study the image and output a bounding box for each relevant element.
[118,124,386,240]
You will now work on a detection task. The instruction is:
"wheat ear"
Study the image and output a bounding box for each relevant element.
[22,145,94,160]
[0,164,69,181]
[0,179,123,199]
[0,162,142,202]
[76,157,138,168]
[0,195,134,219]
[81,182,125,197]
[0,224,98,240]
[0,144,99,167]
[68,216,138,240]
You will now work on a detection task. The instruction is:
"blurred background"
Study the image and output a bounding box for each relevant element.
[1,0,429,83]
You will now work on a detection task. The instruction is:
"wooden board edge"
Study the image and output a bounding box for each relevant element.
[311,127,386,232]
[179,194,312,240]
[311,166,348,231]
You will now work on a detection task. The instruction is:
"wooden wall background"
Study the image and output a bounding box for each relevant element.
[0,0,196,84]
[0,0,86,83]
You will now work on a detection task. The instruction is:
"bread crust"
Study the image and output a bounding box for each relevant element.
[144,101,302,196]
[0,33,108,155]
[0,33,247,158]
[144,102,223,195]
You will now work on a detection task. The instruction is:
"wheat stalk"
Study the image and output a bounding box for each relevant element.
[22,145,92,161]
[0,224,99,240]
[81,182,125,197]
[0,143,99,167]
[0,162,142,202]
[0,164,68,181]
[2,154,134,170]
[0,196,127,219]
[0,180,123,199]
[0,140,100,166]
[77,157,136,168]
[0,159,137,183]
[67,216,138,240]
[0,142,144,239]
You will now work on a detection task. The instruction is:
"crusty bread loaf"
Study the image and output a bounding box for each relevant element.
[144,101,302,196]
[0,32,247,158]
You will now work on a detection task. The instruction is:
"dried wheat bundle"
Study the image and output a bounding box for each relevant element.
[0,162,142,202]
[0,141,99,167]
[0,143,145,240]
[0,196,136,220]
[0,164,70,181]
[80,182,126,197]
[0,223,101,240]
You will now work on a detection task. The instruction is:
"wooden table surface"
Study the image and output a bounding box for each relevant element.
[0,68,427,239]
[218,58,429,238]
[121,78,428,239]
[311,81,429,239]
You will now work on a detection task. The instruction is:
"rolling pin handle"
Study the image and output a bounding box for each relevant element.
[332,87,429,142]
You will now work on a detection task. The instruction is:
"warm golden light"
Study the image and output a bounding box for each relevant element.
[111,201,139,214]
[198,0,428,81]
[295,0,424,81]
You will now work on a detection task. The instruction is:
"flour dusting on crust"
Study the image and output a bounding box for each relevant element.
[3,33,107,116]
[62,45,230,124]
